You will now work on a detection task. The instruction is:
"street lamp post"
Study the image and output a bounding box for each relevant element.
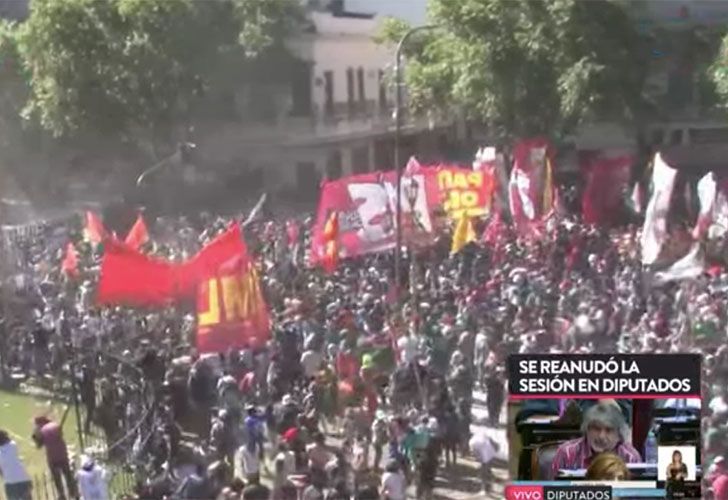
[135,142,196,188]
[394,24,438,290]
[404,176,419,299]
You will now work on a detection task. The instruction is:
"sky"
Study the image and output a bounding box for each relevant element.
[346,0,428,24]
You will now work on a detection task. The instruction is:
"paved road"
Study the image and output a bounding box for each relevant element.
[259,389,511,499]
[426,389,509,500]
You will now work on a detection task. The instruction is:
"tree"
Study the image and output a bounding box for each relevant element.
[14,0,299,149]
[709,33,728,109]
[378,0,653,143]
[0,20,28,149]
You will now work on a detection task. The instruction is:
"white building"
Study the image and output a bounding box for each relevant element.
[195,5,460,201]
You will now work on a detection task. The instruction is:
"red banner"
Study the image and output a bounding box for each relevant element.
[97,224,247,306]
[177,224,247,298]
[97,238,178,307]
[311,166,495,263]
[196,254,270,353]
[581,154,633,226]
[125,214,150,250]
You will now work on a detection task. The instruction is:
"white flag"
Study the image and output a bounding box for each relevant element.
[692,172,717,240]
[653,243,705,285]
[641,153,678,265]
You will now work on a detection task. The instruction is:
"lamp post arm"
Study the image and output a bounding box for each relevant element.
[136,155,173,188]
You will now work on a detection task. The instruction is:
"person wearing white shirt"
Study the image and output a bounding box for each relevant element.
[301,349,323,379]
[396,333,419,365]
[0,430,31,500]
[380,460,406,500]
[710,394,728,416]
[235,442,260,482]
[470,430,498,495]
[76,455,109,500]
[273,443,296,485]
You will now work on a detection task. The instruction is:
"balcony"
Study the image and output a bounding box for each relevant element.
[196,95,452,160]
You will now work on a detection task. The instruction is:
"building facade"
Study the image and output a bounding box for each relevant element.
[194,4,462,201]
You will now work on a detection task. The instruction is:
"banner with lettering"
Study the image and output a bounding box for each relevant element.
[310,166,495,264]
[411,164,496,220]
[196,253,270,353]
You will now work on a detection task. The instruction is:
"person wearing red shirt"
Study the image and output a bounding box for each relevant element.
[710,457,728,500]
[336,348,359,380]
[32,416,78,500]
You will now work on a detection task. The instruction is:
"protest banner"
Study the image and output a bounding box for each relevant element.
[97,224,247,306]
[581,154,633,226]
[310,165,494,264]
[196,253,270,353]
[97,238,178,307]
[642,153,678,265]
[508,137,557,235]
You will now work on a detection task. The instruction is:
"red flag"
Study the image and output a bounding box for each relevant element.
[178,224,247,298]
[61,242,79,278]
[581,155,632,226]
[508,138,557,236]
[405,156,422,175]
[286,220,300,246]
[97,238,177,307]
[321,211,339,274]
[482,211,504,245]
[97,224,246,307]
[125,214,149,250]
[84,211,107,244]
[196,251,271,353]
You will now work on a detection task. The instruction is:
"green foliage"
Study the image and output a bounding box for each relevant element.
[378,0,652,142]
[710,34,728,108]
[0,20,30,149]
[14,0,299,140]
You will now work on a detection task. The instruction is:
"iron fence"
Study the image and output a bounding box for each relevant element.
[0,349,156,500]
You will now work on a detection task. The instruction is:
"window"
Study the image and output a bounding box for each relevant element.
[669,129,683,146]
[326,151,343,180]
[291,62,312,117]
[650,128,665,146]
[324,71,334,116]
[374,138,392,171]
[347,67,355,112]
[352,145,370,174]
[296,161,319,197]
[688,128,728,144]
[357,67,365,103]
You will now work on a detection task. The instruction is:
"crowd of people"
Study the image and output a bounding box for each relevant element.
[0,192,728,499]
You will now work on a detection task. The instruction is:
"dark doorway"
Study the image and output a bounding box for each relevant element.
[326,151,343,180]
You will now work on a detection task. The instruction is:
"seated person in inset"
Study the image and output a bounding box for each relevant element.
[586,452,631,481]
[550,401,642,479]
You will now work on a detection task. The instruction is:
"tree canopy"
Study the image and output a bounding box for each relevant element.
[378,0,653,143]
[710,33,728,109]
[11,0,299,142]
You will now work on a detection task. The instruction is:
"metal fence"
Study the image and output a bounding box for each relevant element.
[0,350,156,500]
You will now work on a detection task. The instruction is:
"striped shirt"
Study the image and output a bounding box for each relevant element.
[550,437,642,479]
